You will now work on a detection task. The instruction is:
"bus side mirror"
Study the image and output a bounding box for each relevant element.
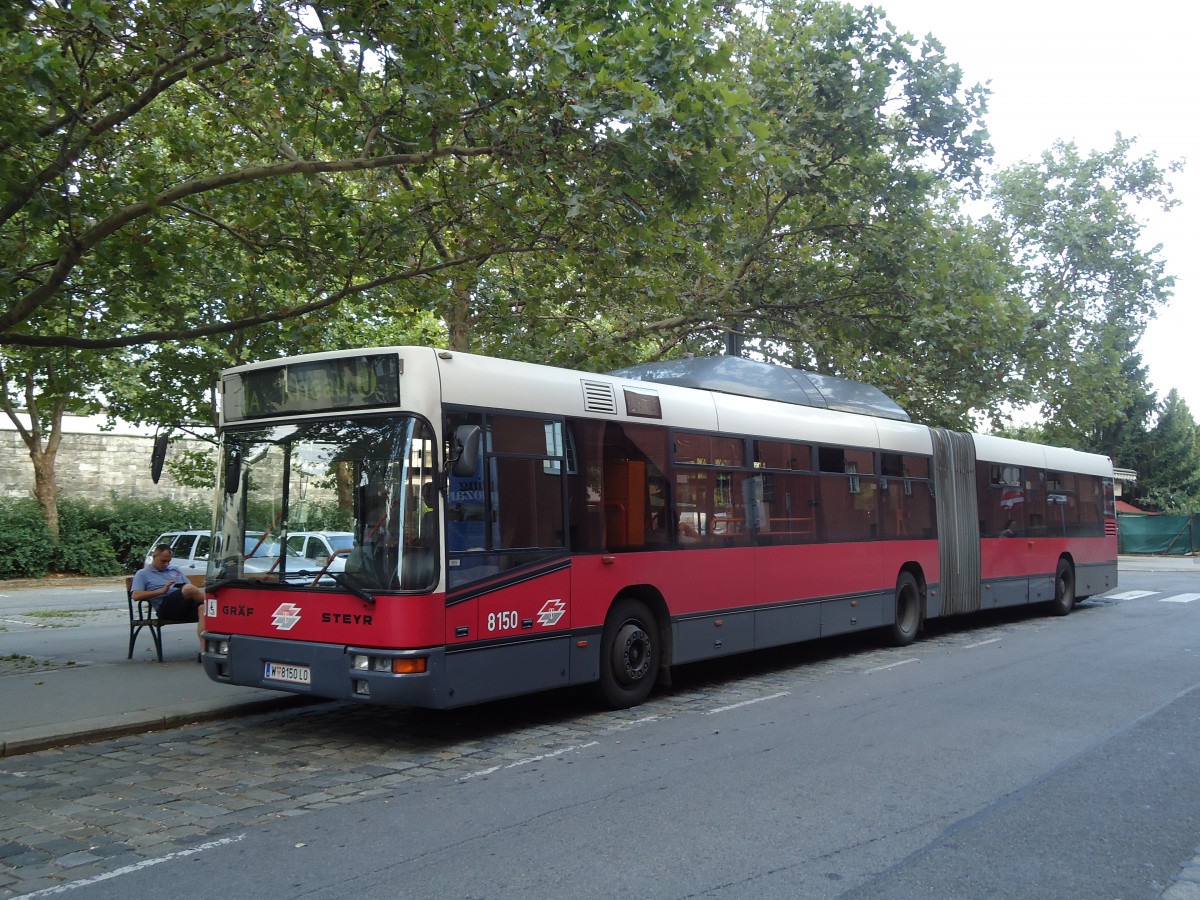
[225,447,243,495]
[150,432,169,484]
[450,424,482,478]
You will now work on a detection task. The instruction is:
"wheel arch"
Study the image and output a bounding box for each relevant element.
[1057,551,1089,601]
[607,583,673,670]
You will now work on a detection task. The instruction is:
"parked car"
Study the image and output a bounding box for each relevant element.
[285,531,354,574]
[145,530,296,579]
[145,530,222,578]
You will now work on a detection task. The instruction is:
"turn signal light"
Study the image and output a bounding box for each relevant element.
[392,658,427,675]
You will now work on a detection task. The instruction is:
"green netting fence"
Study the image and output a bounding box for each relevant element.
[1117,514,1200,555]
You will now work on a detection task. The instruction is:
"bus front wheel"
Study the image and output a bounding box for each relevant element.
[1047,559,1076,617]
[596,597,658,709]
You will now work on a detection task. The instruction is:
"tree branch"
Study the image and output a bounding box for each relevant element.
[0,144,495,334]
[0,44,243,227]
[0,240,551,349]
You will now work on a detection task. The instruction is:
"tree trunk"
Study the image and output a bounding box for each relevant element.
[446,267,478,352]
[30,444,61,538]
[335,461,355,512]
[0,364,67,539]
[447,291,472,352]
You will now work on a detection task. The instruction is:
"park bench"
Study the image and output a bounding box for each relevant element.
[125,574,205,662]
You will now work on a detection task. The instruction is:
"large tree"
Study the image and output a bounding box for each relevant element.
[2,1,737,347]
[986,137,1178,439]
[1,0,736,531]
[465,2,1022,428]
[1137,390,1200,511]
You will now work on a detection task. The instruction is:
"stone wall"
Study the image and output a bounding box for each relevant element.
[0,416,215,507]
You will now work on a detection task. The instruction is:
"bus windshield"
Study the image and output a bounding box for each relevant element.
[210,415,439,592]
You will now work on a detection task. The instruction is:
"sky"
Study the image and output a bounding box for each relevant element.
[854,0,1198,417]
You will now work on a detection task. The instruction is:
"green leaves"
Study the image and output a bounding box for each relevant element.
[988,136,1178,439]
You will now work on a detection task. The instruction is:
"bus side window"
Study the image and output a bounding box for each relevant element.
[445,411,487,553]
[494,456,565,550]
[604,459,646,547]
[977,463,1025,538]
[565,419,606,552]
[816,447,876,542]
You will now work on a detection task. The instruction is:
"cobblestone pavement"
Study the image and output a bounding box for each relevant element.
[0,601,1144,898]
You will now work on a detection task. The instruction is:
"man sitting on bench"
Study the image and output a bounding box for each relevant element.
[132,544,206,658]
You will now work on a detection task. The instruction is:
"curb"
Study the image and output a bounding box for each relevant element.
[0,575,127,591]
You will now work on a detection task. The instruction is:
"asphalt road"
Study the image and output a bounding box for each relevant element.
[0,578,134,667]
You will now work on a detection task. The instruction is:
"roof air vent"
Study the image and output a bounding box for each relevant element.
[581,380,618,415]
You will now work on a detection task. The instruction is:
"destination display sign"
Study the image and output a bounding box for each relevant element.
[224,354,401,422]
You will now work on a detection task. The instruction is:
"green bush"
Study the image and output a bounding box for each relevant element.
[0,499,53,579]
[0,496,358,579]
[78,495,212,571]
[0,497,215,579]
[52,521,123,576]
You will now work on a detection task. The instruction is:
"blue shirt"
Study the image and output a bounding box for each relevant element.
[132,563,187,609]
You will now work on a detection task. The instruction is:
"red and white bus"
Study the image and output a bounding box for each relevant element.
[200,347,1118,708]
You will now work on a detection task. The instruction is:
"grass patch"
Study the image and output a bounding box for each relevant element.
[0,653,78,673]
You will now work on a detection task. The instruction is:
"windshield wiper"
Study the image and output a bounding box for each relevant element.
[332,573,376,606]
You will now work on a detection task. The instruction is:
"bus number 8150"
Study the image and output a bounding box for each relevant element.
[488,611,519,632]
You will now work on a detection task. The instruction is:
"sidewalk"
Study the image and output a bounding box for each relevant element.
[0,651,320,758]
[1115,553,1200,572]
[0,579,321,757]
[0,656,319,759]
[1,556,1195,758]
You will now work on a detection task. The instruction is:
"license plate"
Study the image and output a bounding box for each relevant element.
[264,661,311,685]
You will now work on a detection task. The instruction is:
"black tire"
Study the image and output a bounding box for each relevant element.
[1047,558,1076,617]
[595,597,658,709]
[887,572,921,646]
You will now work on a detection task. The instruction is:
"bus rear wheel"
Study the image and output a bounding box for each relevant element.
[1047,559,1076,617]
[596,597,658,709]
[887,572,921,646]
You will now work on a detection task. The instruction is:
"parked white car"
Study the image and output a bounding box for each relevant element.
[285,531,354,574]
[146,530,224,578]
[145,530,296,579]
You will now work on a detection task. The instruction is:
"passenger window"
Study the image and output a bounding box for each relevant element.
[491,458,565,550]
[991,465,1021,486]
[816,447,876,541]
[444,410,567,589]
[756,440,810,471]
[675,432,745,467]
[817,446,844,473]
[194,535,211,560]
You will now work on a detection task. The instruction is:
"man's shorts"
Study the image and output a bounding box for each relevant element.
[157,587,199,622]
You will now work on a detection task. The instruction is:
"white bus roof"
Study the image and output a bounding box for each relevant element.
[972,433,1112,478]
[220,347,1110,474]
[435,349,928,453]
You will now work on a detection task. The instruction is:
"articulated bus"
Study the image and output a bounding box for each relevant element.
[200,347,1118,709]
